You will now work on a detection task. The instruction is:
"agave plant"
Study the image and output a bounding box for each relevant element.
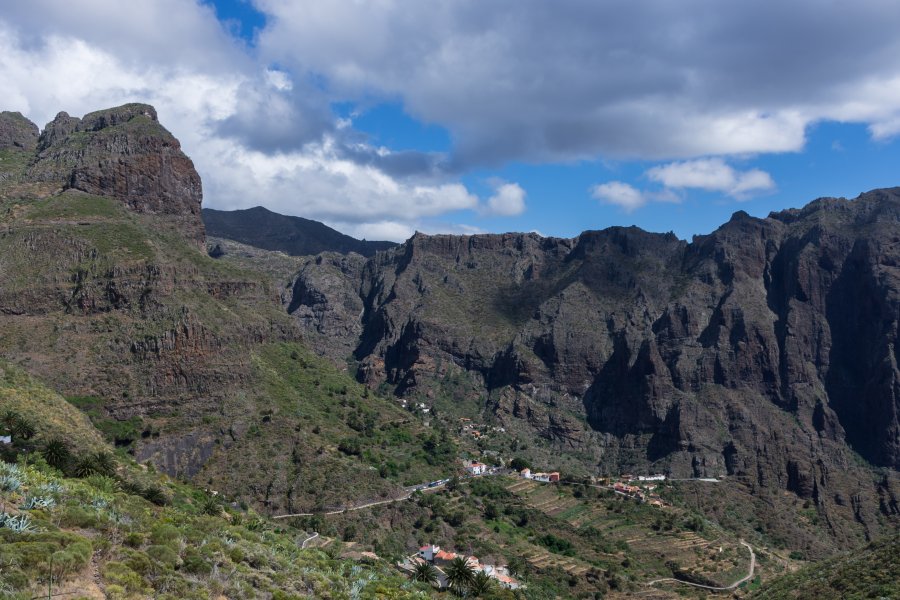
[36,481,64,495]
[0,512,36,533]
[0,474,22,493]
[20,495,55,510]
[0,461,20,476]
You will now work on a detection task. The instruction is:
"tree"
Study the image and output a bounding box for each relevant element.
[508,457,530,472]
[1,410,20,433]
[470,571,494,597]
[93,451,116,476]
[411,562,439,586]
[445,557,475,594]
[11,417,35,440]
[73,455,98,478]
[41,438,71,470]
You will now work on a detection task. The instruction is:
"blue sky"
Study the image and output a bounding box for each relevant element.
[4,1,900,241]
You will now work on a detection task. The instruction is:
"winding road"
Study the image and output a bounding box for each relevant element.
[647,540,756,592]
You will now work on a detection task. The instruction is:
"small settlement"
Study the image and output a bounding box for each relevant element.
[397,544,521,590]
[609,474,668,507]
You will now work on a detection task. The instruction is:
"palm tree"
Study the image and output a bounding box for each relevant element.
[469,571,494,597]
[1,410,20,433]
[73,455,98,478]
[41,438,71,470]
[11,417,35,440]
[93,452,116,476]
[444,557,475,594]
[411,561,439,586]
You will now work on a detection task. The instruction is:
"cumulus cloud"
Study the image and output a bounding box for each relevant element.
[0,2,490,238]
[483,182,526,216]
[647,159,775,198]
[591,182,646,212]
[255,0,900,164]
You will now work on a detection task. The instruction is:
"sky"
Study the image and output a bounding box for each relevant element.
[3,1,900,242]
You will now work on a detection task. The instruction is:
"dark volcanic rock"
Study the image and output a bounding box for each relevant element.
[27,104,205,246]
[0,111,39,151]
[203,206,396,257]
[287,188,900,546]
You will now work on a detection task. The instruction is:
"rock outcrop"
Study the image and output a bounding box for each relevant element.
[0,111,39,152]
[25,104,205,246]
[287,188,900,546]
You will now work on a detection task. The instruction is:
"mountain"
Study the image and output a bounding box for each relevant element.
[2,103,899,595]
[287,191,900,553]
[0,105,440,518]
[0,362,423,599]
[202,205,396,257]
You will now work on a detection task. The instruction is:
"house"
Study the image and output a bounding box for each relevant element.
[520,468,532,479]
[636,474,666,482]
[433,549,459,565]
[0,435,11,445]
[466,461,487,476]
[532,471,558,483]
[418,544,440,562]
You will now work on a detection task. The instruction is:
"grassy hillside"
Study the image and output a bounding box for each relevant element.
[751,535,899,600]
[0,366,429,599]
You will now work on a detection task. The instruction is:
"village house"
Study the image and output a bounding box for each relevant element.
[636,474,666,482]
[408,543,521,590]
[465,460,488,475]
[417,544,440,562]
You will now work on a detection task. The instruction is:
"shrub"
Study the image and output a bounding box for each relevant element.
[41,439,71,470]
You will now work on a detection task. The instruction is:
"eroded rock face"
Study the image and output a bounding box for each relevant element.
[27,104,205,246]
[0,111,39,152]
[288,188,900,544]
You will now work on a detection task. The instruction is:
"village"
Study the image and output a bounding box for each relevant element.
[397,544,522,591]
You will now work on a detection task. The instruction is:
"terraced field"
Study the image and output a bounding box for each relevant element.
[504,477,750,587]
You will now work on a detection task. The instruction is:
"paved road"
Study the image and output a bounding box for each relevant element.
[300,532,319,548]
[272,478,452,520]
[647,540,756,592]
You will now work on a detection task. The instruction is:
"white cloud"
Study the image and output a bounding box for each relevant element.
[647,158,775,198]
[253,0,900,164]
[483,182,526,216]
[0,6,492,239]
[590,181,646,212]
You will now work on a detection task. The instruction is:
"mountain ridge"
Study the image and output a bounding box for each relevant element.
[202,205,396,258]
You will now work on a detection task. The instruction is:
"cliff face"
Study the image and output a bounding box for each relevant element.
[14,104,205,246]
[288,189,900,546]
[0,104,295,479]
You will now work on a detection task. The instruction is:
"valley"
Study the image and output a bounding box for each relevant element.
[0,105,897,598]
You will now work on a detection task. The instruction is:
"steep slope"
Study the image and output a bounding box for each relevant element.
[0,105,440,517]
[0,367,425,600]
[752,534,899,599]
[287,191,900,553]
[203,205,396,257]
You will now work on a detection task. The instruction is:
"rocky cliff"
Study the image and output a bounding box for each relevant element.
[6,104,205,246]
[288,189,900,549]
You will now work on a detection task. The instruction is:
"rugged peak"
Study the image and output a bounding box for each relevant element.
[0,111,40,152]
[25,103,205,247]
[37,111,82,152]
[80,103,158,132]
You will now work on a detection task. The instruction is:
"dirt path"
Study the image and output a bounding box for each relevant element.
[647,540,756,592]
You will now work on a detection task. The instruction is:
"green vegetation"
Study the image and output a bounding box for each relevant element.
[752,535,900,600]
[0,367,429,599]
